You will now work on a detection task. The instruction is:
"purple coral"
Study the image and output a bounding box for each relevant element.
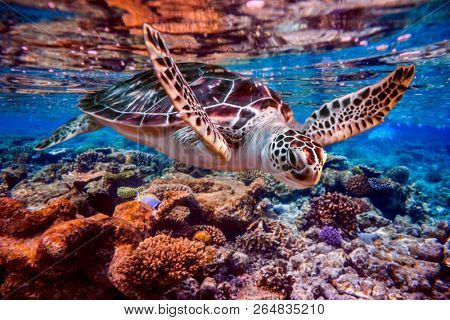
[319,226,342,247]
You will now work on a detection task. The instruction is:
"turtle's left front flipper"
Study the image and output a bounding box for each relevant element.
[34,114,103,150]
[143,24,231,162]
[302,65,415,146]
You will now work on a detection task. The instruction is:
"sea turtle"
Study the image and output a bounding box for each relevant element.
[35,24,416,189]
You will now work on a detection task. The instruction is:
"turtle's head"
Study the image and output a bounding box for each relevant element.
[266,129,327,189]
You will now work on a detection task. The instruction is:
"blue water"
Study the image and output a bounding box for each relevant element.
[0,1,449,217]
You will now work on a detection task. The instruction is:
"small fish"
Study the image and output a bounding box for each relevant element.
[136,193,161,209]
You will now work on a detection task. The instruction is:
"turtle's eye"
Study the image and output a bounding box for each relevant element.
[288,149,297,167]
[288,148,309,171]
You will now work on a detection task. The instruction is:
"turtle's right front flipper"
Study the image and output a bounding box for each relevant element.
[143,23,231,163]
[302,65,415,146]
[34,114,103,150]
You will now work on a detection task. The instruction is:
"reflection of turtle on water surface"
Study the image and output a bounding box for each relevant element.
[36,24,415,189]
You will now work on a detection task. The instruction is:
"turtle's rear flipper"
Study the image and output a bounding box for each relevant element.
[34,114,103,150]
[143,23,231,162]
[302,65,415,146]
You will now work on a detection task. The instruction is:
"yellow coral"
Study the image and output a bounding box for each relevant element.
[193,230,212,244]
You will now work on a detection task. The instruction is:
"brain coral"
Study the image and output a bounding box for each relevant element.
[385,166,410,184]
[308,192,366,236]
[108,234,214,299]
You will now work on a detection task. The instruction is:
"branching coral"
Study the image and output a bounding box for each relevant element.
[236,218,291,254]
[308,192,366,237]
[368,178,400,194]
[74,150,105,172]
[344,174,371,196]
[318,226,342,247]
[108,234,215,299]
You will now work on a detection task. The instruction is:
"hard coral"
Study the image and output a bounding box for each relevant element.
[236,218,291,254]
[112,201,157,236]
[108,234,214,299]
[151,173,266,236]
[117,186,144,201]
[368,177,400,194]
[0,197,77,237]
[367,177,403,211]
[344,174,371,196]
[0,197,143,299]
[308,192,366,237]
[385,166,410,184]
[357,165,382,178]
[193,225,226,246]
[255,264,294,298]
[74,150,105,172]
[235,169,267,186]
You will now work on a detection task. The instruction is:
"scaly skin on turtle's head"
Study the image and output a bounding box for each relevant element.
[266,128,327,189]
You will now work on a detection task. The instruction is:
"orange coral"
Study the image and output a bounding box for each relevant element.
[193,225,226,246]
[108,234,214,299]
[0,197,145,299]
[113,201,157,236]
[0,197,77,237]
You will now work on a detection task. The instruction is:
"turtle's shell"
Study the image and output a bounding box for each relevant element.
[79,63,293,130]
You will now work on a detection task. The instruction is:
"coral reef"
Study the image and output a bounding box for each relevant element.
[0,143,448,300]
[235,170,267,186]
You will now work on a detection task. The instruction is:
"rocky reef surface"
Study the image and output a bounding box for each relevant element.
[0,142,448,300]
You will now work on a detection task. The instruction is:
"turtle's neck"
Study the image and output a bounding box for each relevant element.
[238,111,288,171]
